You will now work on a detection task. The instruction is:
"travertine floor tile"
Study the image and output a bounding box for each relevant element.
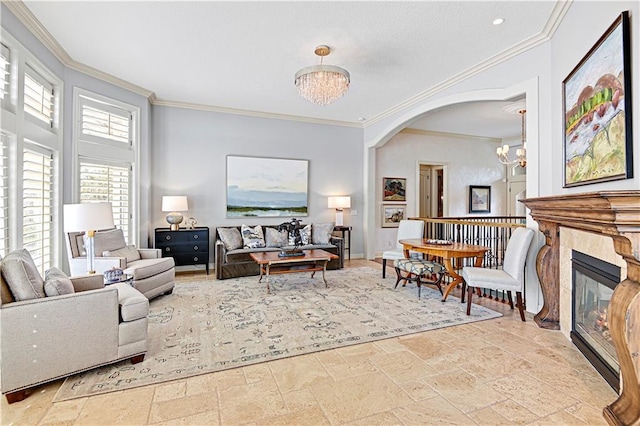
[152,408,220,426]
[423,369,508,413]
[370,350,439,382]
[75,386,155,425]
[528,409,590,425]
[323,358,379,380]
[269,354,331,393]
[149,392,218,423]
[484,398,539,424]
[38,398,87,425]
[153,380,186,402]
[311,372,409,424]
[243,362,273,384]
[565,402,609,425]
[398,379,439,401]
[1,381,61,426]
[346,411,403,426]
[466,406,518,426]
[185,372,217,396]
[281,388,319,412]
[218,377,287,424]
[260,406,329,426]
[488,373,580,417]
[392,395,471,425]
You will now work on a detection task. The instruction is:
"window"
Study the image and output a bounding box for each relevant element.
[24,65,54,126]
[0,43,10,104]
[22,143,53,273]
[80,97,131,145]
[80,161,131,240]
[0,133,9,256]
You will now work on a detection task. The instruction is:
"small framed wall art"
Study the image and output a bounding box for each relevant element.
[469,185,491,213]
[381,204,405,228]
[382,177,406,202]
[562,11,633,187]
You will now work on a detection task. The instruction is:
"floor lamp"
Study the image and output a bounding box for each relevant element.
[63,202,115,274]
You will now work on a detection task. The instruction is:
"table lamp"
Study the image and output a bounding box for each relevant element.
[162,196,188,230]
[328,196,351,226]
[63,202,115,274]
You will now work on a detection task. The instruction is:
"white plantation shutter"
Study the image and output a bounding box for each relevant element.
[0,133,9,256]
[80,161,131,241]
[81,97,131,145]
[24,66,54,126]
[23,143,53,273]
[0,43,10,104]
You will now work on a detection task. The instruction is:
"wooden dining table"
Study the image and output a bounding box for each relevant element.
[398,239,490,302]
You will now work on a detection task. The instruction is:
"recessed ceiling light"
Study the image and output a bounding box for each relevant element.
[493,18,505,26]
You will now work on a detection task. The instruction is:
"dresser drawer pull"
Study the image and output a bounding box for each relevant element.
[193,245,199,251]
[193,257,199,262]
[165,235,171,241]
[193,235,199,239]
[165,247,171,252]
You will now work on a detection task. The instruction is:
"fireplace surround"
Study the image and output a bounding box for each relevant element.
[522,191,640,426]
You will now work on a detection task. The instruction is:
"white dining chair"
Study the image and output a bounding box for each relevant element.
[462,227,534,321]
[381,219,425,278]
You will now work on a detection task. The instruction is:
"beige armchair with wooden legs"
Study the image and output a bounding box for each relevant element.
[0,249,149,403]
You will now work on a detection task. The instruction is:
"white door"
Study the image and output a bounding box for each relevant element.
[507,164,526,217]
[419,167,432,218]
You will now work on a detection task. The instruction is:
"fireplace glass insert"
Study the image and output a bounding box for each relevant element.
[571,250,621,391]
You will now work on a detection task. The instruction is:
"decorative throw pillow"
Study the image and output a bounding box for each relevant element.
[103,245,141,263]
[312,222,335,245]
[241,224,266,249]
[265,227,288,248]
[288,224,311,246]
[1,249,45,301]
[218,227,243,250]
[44,267,75,297]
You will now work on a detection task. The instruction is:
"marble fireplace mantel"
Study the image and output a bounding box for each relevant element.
[521,191,639,426]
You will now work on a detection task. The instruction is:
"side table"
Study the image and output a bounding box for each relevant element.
[333,225,352,260]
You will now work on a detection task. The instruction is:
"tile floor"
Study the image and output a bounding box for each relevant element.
[1,260,618,425]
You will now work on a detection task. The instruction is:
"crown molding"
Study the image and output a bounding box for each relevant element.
[400,128,501,143]
[151,98,362,128]
[364,0,572,128]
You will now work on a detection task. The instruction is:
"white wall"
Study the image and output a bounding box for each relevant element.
[375,130,505,255]
[150,106,364,262]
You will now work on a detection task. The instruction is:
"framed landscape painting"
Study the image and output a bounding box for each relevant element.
[382,177,406,202]
[381,204,405,228]
[226,155,308,217]
[563,11,633,187]
[469,186,491,213]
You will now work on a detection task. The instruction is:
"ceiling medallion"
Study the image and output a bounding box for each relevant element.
[294,45,350,106]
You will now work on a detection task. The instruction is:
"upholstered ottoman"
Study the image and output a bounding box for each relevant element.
[393,258,445,298]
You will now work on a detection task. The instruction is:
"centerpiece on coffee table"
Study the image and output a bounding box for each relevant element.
[277,218,305,257]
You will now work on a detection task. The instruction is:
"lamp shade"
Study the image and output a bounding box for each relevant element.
[162,196,188,212]
[63,202,115,232]
[328,196,351,209]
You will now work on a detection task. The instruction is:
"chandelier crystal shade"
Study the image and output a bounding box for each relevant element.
[295,45,350,106]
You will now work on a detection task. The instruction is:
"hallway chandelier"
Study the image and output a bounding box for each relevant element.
[294,45,350,106]
[497,109,527,167]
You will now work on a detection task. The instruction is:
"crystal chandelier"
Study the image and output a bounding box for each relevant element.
[294,45,350,106]
[497,109,527,167]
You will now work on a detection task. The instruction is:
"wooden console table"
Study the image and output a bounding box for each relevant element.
[521,191,640,426]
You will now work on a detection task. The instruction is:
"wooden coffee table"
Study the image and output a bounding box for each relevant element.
[249,249,338,293]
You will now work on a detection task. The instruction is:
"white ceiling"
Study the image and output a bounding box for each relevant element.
[19,1,561,136]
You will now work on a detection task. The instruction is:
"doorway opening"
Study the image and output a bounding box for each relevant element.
[418,164,446,218]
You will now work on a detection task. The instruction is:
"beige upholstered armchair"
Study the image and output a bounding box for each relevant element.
[65,228,175,299]
[0,249,149,403]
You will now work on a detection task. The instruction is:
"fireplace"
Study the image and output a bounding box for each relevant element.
[571,250,621,392]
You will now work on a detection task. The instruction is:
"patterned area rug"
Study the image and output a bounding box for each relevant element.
[54,267,501,401]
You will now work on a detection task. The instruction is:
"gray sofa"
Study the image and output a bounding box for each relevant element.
[215,224,344,280]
